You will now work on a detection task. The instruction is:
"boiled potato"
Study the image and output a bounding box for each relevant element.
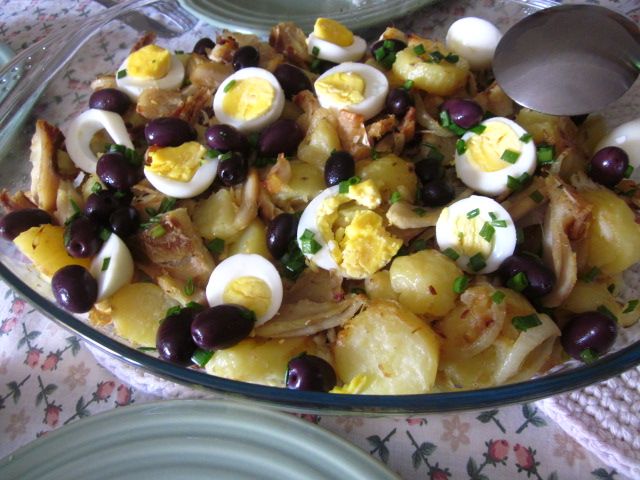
[272,160,325,206]
[334,300,440,394]
[297,116,341,169]
[562,281,636,327]
[392,42,469,96]
[13,225,91,279]
[356,154,417,204]
[389,249,462,316]
[206,336,328,387]
[364,270,398,301]
[192,188,240,241]
[228,218,271,259]
[111,282,178,347]
[580,188,640,275]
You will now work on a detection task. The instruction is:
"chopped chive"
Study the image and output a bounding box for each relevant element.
[412,239,428,251]
[91,182,103,194]
[311,46,320,57]
[489,212,498,221]
[519,133,532,143]
[183,278,195,296]
[491,290,506,304]
[218,151,233,161]
[191,349,213,367]
[624,165,634,178]
[371,148,379,160]
[468,253,486,272]
[469,124,487,135]
[623,299,639,313]
[456,138,467,154]
[516,227,524,245]
[149,224,166,238]
[402,79,414,90]
[158,197,176,214]
[382,39,395,50]
[453,275,469,294]
[223,80,236,92]
[137,346,157,352]
[445,53,459,63]
[580,348,598,364]
[466,208,480,219]
[99,228,111,242]
[207,238,225,254]
[413,43,426,55]
[529,190,544,203]
[479,222,495,242]
[536,145,555,164]
[581,266,600,283]
[310,57,322,72]
[507,173,530,191]
[442,247,460,261]
[117,69,127,79]
[281,242,306,280]
[101,257,111,272]
[512,314,542,331]
[491,219,507,228]
[507,271,529,292]
[412,207,426,217]
[429,50,444,63]
[374,47,386,61]
[299,229,322,255]
[166,305,181,317]
[390,191,402,204]
[439,110,466,135]
[338,176,361,194]
[501,149,520,164]
[597,305,618,322]
[379,52,396,70]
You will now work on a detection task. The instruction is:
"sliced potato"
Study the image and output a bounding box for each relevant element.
[562,280,636,327]
[356,154,418,204]
[333,300,440,394]
[228,218,271,259]
[111,282,178,347]
[192,188,240,241]
[13,225,90,279]
[364,270,398,301]
[205,336,328,387]
[297,116,341,169]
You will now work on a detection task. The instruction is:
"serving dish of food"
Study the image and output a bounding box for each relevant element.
[0,0,638,413]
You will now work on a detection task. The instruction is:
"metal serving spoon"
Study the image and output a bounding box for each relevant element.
[493,4,640,116]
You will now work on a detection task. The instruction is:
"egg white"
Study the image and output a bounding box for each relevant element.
[89,233,134,301]
[436,195,516,274]
[144,157,219,199]
[205,253,283,326]
[445,17,502,70]
[595,117,640,172]
[307,33,367,63]
[115,54,185,100]
[296,185,341,272]
[314,62,389,121]
[212,67,285,134]
[455,117,537,196]
[65,108,134,174]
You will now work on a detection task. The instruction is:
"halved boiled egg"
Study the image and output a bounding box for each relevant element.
[314,62,389,121]
[65,108,134,174]
[445,17,502,70]
[455,117,536,196]
[90,233,134,301]
[213,67,285,133]
[144,141,219,199]
[297,180,402,279]
[115,44,185,100]
[307,18,367,63]
[436,195,516,274]
[205,253,283,326]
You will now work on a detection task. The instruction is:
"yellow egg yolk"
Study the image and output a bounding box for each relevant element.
[330,374,369,394]
[465,122,522,172]
[315,72,365,107]
[222,78,275,121]
[222,276,271,318]
[313,18,354,47]
[126,45,171,80]
[147,141,206,182]
[442,208,493,258]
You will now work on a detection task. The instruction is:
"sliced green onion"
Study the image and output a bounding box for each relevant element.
[183,278,195,296]
[311,46,320,57]
[413,43,426,55]
[101,257,111,272]
[580,348,598,364]
[597,305,618,322]
[402,79,414,90]
[516,227,524,245]
[491,219,507,228]
[469,124,487,135]
[624,164,634,178]
[507,271,529,292]
[536,145,555,164]
[445,53,459,63]
[501,149,520,164]
[218,151,233,161]
[456,138,467,154]
[519,133,532,143]
[439,110,466,135]
[207,238,225,254]
[99,228,111,242]
[223,80,236,93]
[338,175,361,194]
[280,242,306,280]
[158,197,176,214]
[479,222,495,242]
[429,50,444,63]
[468,253,486,272]
[491,291,506,304]
[466,208,480,219]
[117,69,127,79]
[453,275,469,294]
[192,349,214,367]
[412,207,426,217]
[382,39,395,50]
[623,299,639,313]
[91,182,103,194]
[149,224,166,238]
[299,229,322,255]
[512,314,542,331]
[379,52,396,70]
[412,239,428,252]
[529,190,544,203]
[442,247,460,261]
[166,305,181,317]
[390,191,402,204]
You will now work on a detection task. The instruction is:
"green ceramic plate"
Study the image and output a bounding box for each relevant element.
[178,0,439,34]
[0,399,399,480]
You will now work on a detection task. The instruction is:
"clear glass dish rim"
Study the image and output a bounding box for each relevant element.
[0,0,638,414]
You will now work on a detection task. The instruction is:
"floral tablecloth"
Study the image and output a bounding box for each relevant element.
[0,1,635,479]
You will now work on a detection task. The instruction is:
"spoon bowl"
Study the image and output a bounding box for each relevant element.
[493,4,640,116]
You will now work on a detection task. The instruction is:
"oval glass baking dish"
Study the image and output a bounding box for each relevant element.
[0,0,639,414]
